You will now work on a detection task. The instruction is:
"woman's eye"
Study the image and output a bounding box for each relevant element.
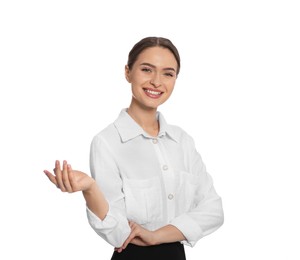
[141,67,152,73]
[165,72,174,77]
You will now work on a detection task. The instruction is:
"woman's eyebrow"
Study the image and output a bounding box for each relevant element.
[140,62,176,72]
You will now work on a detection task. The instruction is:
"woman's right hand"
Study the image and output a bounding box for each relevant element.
[44,160,95,193]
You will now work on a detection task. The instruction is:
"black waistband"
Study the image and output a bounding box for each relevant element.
[111,242,186,260]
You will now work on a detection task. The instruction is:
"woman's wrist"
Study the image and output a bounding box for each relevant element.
[152,230,161,245]
[153,225,185,245]
[82,181,109,220]
[83,179,96,192]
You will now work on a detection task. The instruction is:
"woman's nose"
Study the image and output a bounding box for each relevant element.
[150,74,162,88]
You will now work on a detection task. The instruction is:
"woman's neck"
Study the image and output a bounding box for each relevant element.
[127,102,159,137]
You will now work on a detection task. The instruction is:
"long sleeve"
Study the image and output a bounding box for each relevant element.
[170,135,224,247]
[87,134,131,248]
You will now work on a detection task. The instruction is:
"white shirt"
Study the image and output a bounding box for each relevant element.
[87,109,224,248]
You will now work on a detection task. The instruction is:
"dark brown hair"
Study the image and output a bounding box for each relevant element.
[127,36,181,75]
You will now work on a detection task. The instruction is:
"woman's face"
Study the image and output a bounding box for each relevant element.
[125,46,178,110]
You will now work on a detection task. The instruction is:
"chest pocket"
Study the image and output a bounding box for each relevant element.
[177,171,202,213]
[123,176,163,224]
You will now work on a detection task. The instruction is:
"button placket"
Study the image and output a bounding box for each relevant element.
[151,138,176,221]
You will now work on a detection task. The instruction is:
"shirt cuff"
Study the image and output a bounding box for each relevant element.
[86,206,118,234]
[86,206,130,247]
[170,213,203,247]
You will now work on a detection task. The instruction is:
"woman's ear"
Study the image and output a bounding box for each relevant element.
[125,65,131,82]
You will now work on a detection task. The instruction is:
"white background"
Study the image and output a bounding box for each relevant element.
[1,0,299,259]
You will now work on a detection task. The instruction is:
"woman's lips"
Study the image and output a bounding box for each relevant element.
[143,88,163,99]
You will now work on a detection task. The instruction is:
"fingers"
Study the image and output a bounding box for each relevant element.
[54,160,66,191]
[122,222,140,249]
[117,222,152,253]
[44,160,74,192]
[67,164,75,189]
[115,247,124,253]
[62,161,73,192]
[44,170,58,186]
[129,221,136,228]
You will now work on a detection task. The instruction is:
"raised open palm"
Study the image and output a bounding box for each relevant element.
[44,160,95,193]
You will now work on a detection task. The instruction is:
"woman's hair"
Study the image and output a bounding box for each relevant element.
[127,36,181,75]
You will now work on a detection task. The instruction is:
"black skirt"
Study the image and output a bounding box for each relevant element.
[111,242,186,260]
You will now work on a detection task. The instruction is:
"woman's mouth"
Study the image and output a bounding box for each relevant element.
[143,88,163,99]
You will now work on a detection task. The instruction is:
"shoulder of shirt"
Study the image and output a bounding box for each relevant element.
[166,123,195,144]
[91,123,119,143]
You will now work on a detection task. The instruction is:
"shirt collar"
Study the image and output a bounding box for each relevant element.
[114,109,180,143]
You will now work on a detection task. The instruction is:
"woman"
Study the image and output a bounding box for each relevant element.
[44,36,224,260]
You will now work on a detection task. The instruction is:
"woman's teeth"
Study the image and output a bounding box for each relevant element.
[144,89,162,95]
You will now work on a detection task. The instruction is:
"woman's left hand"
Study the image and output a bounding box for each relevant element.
[115,221,156,253]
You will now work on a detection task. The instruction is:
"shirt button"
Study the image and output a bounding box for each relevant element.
[168,194,174,200]
[162,165,168,171]
[152,139,158,144]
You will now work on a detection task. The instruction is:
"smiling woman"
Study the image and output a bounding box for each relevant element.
[44,36,224,260]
